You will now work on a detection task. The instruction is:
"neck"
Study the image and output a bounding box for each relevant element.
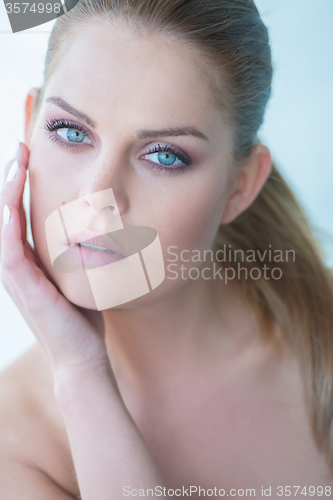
[102,268,252,400]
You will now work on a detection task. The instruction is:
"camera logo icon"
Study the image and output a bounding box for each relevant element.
[45,188,165,310]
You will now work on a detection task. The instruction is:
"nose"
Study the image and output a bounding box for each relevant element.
[59,187,125,244]
[84,190,116,211]
[82,188,123,228]
[79,151,130,216]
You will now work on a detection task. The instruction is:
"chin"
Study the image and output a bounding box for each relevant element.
[53,272,100,310]
[54,269,181,312]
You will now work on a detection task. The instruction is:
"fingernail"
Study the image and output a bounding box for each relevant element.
[5,139,20,162]
[3,205,10,225]
[6,160,19,183]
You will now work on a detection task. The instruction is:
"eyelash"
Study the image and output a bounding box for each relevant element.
[146,143,193,175]
[44,119,193,174]
[44,118,91,148]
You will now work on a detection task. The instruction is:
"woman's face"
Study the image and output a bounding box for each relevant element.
[27,20,235,309]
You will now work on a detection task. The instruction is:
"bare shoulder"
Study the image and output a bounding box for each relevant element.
[0,344,79,499]
[180,324,333,489]
[235,328,333,484]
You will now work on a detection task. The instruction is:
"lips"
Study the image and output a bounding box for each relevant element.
[54,231,129,270]
[68,232,129,258]
[51,222,162,276]
[75,242,116,254]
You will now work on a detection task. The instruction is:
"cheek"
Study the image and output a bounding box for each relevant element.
[28,150,71,276]
[156,180,229,259]
[28,127,83,244]
[29,167,98,308]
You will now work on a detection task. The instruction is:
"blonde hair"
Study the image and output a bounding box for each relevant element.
[39,0,333,470]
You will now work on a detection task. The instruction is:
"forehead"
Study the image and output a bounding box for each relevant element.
[44,20,228,139]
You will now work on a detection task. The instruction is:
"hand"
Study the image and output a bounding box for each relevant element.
[0,143,110,379]
[0,145,166,500]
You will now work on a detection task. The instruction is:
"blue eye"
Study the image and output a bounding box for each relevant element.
[44,118,93,146]
[57,128,92,144]
[149,151,183,166]
[144,143,193,174]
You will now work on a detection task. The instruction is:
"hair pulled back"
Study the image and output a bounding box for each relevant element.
[40,0,333,472]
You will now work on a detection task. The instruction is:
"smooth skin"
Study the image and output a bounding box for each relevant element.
[0,20,332,499]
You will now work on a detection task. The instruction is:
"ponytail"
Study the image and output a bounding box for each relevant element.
[215,162,333,468]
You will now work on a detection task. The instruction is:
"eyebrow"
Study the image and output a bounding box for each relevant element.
[45,96,209,141]
[46,96,96,128]
[137,127,208,141]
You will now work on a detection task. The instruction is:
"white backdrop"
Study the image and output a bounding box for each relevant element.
[0,0,332,370]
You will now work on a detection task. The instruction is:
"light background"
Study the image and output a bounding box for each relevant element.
[0,0,332,370]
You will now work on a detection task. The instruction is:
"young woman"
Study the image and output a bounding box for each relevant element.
[1,0,333,498]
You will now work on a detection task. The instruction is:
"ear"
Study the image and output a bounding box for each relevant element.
[221,144,272,225]
[24,87,41,147]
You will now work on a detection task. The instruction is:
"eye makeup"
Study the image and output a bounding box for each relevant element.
[143,143,193,175]
[43,118,194,174]
[44,118,93,148]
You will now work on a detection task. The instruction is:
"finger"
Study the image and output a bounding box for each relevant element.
[1,141,29,240]
[1,142,30,242]
[2,142,29,185]
[1,201,58,331]
[2,140,19,184]
[17,142,29,167]
[14,142,30,239]
[0,162,27,256]
[1,204,60,319]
